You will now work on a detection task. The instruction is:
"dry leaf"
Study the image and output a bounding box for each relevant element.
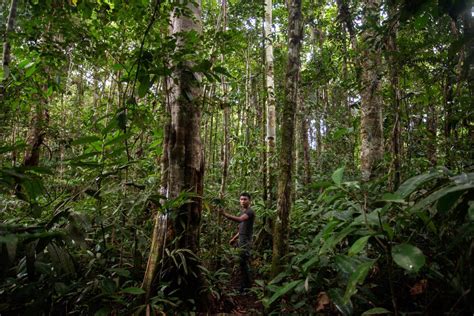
[316,291,331,312]
[410,279,428,296]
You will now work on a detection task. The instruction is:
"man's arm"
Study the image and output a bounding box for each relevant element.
[222,211,249,223]
[229,231,239,245]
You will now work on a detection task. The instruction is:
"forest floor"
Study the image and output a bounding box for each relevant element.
[214,264,264,315]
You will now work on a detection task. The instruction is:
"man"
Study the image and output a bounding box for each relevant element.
[221,192,255,293]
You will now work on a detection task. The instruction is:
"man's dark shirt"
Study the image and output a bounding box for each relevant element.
[238,207,255,249]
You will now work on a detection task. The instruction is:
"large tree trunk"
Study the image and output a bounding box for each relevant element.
[167,0,205,301]
[271,0,303,277]
[264,0,277,206]
[24,104,48,167]
[360,0,384,181]
[142,0,207,308]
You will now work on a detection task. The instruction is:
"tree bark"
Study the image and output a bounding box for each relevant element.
[360,0,384,181]
[2,0,18,82]
[386,0,402,190]
[24,104,48,167]
[336,0,357,51]
[271,0,303,277]
[426,97,437,166]
[142,0,207,308]
[264,0,277,206]
[167,0,205,300]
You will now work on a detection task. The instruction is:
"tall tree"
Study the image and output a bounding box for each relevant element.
[2,0,18,83]
[142,0,207,307]
[166,0,206,301]
[386,0,402,189]
[264,0,277,205]
[271,0,303,277]
[360,0,384,181]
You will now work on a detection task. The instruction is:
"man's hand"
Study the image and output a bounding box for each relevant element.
[229,232,239,246]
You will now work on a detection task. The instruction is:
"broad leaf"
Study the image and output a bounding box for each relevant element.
[396,170,446,198]
[412,183,474,213]
[332,166,345,186]
[334,255,361,275]
[392,243,425,273]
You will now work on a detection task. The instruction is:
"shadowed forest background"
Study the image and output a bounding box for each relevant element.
[0,0,473,314]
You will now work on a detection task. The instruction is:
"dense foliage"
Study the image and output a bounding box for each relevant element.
[0,0,472,314]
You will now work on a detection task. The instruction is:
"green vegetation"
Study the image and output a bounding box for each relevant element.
[1,0,472,314]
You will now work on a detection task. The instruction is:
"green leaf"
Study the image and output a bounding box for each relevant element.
[0,143,27,154]
[112,63,124,71]
[302,254,319,272]
[25,65,37,78]
[380,193,405,204]
[332,166,345,186]
[468,201,474,221]
[101,279,116,294]
[0,234,18,262]
[104,133,129,146]
[213,65,233,78]
[18,60,31,68]
[362,307,392,315]
[396,170,446,198]
[311,180,333,190]
[94,307,111,316]
[414,12,429,30]
[343,261,374,302]
[436,190,464,212]
[412,183,474,212]
[116,110,127,132]
[334,255,361,275]
[392,243,425,273]
[122,287,145,295]
[45,85,54,97]
[138,75,151,98]
[263,280,302,308]
[328,288,353,316]
[348,236,370,256]
[72,135,101,146]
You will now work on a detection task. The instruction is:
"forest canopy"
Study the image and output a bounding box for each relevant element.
[0,0,473,314]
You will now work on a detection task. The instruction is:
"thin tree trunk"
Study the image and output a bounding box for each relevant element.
[336,0,357,51]
[463,7,474,160]
[426,98,437,166]
[216,0,228,269]
[2,0,18,82]
[300,100,311,186]
[219,0,229,200]
[360,0,384,181]
[386,0,402,190]
[264,0,277,206]
[271,0,303,277]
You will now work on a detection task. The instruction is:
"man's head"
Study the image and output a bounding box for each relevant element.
[239,192,251,209]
